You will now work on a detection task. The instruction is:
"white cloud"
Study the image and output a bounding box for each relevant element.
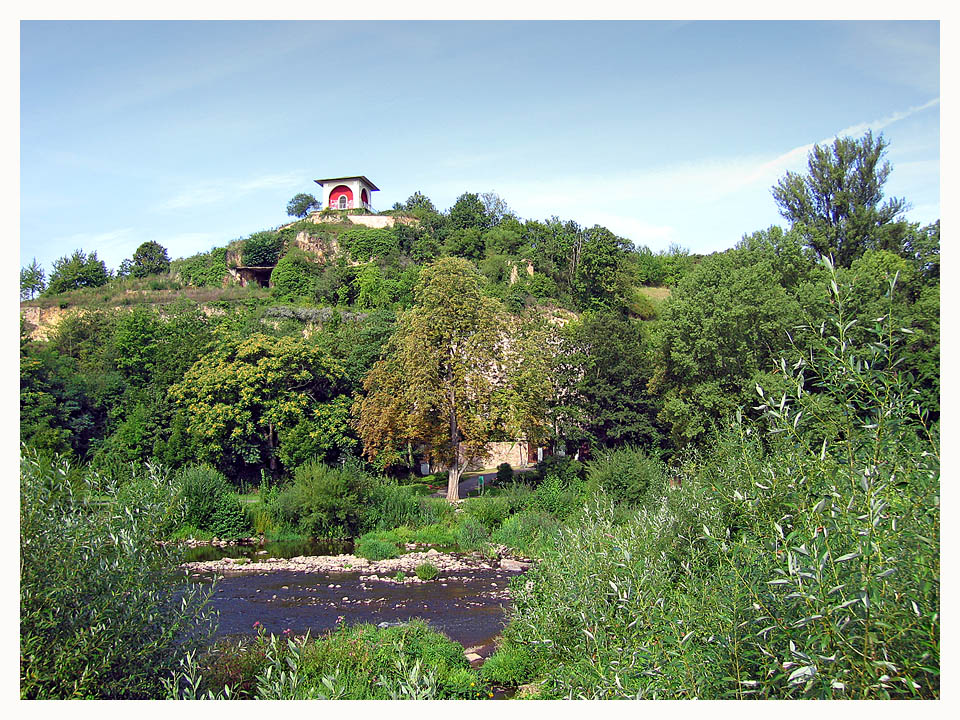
[154,172,304,212]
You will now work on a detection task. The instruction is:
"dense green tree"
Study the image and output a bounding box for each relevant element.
[20,258,46,300]
[772,131,908,266]
[242,231,283,266]
[650,247,803,446]
[45,250,110,295]
[270,247,322,301]
[900,219,940,282]
[354,257,507,500]
[442,227,485,262]
[393,191,437,214]
[169,333,349,476]
[130,241,171,278]
[286,192,320,218]
[553,312,662,451]
[447,192,490,232]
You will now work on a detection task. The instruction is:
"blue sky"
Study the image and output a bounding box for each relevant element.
[19,20,940,272]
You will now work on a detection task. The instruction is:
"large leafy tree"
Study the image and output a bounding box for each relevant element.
[20,258,46,300]
[45,250,110,295]
[772,131,908,266]
[553,311,662,451]
[354,257,507,500]
[130,241,171,278]
[650,241,805,446]
[169,333,349,475]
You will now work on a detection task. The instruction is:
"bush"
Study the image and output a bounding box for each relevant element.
[453,514,490,551]
[20,453,216,698]
[272,461,367,538]
[528,471,584,520]
[178,464,234,531]
[414,563,440,580]
[479,643,540,686]
[500,270,940,699]
[490,510,560,557]
[585,445,664,505]
[242,231,282,266]
[496,462,513,484]
[270,248,321,301]
[355,533,400,561]
[207,495,250,539]
[462,495,511,531]
[193,620,484,699]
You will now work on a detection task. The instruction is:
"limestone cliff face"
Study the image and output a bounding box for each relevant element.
[20,301,230,342]
[20,305,76,341]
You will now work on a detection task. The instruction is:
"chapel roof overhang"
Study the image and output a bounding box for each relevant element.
[314,176,380,191]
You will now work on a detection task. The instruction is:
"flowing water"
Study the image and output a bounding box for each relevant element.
[186,544,521,651]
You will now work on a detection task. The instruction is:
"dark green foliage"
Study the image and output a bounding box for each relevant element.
[496,462,513,484]
[173,246,229,287]
[273,461,367,538]
[355,533,400,560]
[20,452,216,698]
[45,250,110,295]
[772,131,908,266]
[286,192,320,218]
[462,495,511,531]
[242,231,283,266]
[553,311,662,450]
[650,244,803,446]
[447,192,490,232]
[501,271,939,699]
[585,445,664,505]
[21,257,46,300]
[270,247,322,301]
[339,226,399,262]
[178,464,240,533]
[414,562,440,580]
[130,241,171,278]
[528,471,585,520]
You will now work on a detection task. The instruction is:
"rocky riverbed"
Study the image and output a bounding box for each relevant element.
[182,547,533,578]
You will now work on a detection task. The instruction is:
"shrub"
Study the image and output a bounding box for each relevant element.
[585,445,664,505]
[207,495,250,539]
[270,248,321,301]
[355,534,400,561]
[462,495,511,531]
[501,269,940,699]
[242,231,282,266]
[528,471,585,519]
[496,462,513,484]
[178,464,233,531]
[20,453,216,698]
[453,514,490,551]
[414,563,439,580]
[273,461,367,538]
[479,643,540,686]
[490,510,560,557]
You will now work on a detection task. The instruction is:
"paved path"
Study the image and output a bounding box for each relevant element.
[429,467,534,499]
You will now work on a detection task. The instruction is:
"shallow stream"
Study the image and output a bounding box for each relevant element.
[188,547,521,652]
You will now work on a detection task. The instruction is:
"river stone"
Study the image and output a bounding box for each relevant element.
[500,558,531,571]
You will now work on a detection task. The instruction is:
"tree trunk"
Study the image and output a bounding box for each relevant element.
[446,385,461,502]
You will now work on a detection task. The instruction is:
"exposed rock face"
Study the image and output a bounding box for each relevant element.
[20,305,76,341]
